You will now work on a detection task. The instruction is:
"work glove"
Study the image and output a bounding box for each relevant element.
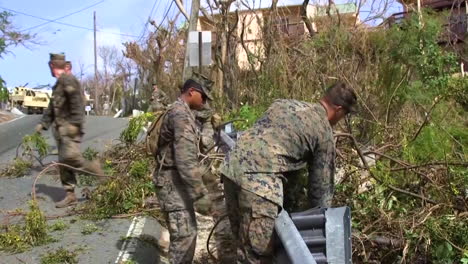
[211,113,222,128]
[34,124,44,133]
[193,195,212,216]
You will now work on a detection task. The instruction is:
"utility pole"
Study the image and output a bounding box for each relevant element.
[182,0,201,80]
[93,11,99,114]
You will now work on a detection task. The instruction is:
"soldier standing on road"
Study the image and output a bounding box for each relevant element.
[220,82,358,263]
[148,83,169,112]
[153,78,213,264]
[35,53,104,208]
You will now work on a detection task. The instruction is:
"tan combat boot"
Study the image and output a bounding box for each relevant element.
[55,191,78,208]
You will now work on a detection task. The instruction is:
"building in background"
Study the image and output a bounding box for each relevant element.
[198,2,360,70]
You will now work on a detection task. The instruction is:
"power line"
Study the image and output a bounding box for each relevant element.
[21,0,105,32]
[137,0,159,42]
[0,6,138,38]
[156,0,175,30]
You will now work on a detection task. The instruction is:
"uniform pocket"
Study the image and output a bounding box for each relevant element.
[248,202,277,256]
[58,124,80,137]
[168,211,193,238]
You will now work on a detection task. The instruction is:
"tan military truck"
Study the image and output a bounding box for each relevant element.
[9,87,51,114]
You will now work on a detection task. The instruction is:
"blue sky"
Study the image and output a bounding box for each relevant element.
[0,0,184,88]
[0,0,401,89]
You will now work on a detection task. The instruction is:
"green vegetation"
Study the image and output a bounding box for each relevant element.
[0,158,32,178]
[81,223,99,235]
[77,147,101,186]
[49,220,69,232]
[0,11,34,97]
[82,145,156,219]
[83,147,99,161]
[120,113,155,144]
[225,11,467,263]
[224,104,266,131]
[0,201,52,253]
[0,133,50,178]
[21,133,49,159]
[40,247,79,264]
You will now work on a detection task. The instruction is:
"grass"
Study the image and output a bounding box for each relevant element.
[40,247,80,264]
[0,158,32,178]
[81,223,99,235]
[0,201,53,253]
[49,220,69,232]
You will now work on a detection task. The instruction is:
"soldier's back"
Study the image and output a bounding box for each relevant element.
[225,99,332,173]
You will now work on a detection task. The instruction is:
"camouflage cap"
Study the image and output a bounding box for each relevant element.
[192,72,214,100]
[49,53,66,61]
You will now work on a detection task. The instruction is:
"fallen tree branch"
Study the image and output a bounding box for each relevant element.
[111,208,160,219]
[391,161,468,171]
[32,162,115,201]
[410,96,442,142]
[334,133,439,205]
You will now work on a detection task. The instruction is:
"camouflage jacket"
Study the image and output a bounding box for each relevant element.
[156,98,208,201]
[220,99,336,207]
[150,89,169,109]
[41,73,84,130]
[193,103,215,153]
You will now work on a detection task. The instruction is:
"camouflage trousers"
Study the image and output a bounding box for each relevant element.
[204,171,236,264]
[164,209,198,264]
[154,168,235,263]
[154,168,198,264]
[53,124,102,191]
[223,176,279,264]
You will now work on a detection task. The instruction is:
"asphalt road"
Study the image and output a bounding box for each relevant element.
[0,115,168,264]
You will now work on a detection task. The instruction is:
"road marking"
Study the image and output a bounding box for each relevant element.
[115,216,147,263]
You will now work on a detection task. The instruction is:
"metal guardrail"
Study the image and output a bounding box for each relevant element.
[274,207,352,264]
[275,210,318,264]
[218,130,352,264]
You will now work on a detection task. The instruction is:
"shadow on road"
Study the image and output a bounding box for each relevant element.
[115,234,166,263]
[34,183,66,202]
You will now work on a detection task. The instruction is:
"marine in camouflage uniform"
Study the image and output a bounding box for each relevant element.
[148,84,169,112]
[153,78,213,264]
[220,83,357,263]
[36,53,103,208]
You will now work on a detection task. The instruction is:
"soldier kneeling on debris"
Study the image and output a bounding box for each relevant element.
[220,82,358,263]
[35,53,104,208]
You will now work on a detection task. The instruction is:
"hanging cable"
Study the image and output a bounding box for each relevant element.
[20,0,105,32]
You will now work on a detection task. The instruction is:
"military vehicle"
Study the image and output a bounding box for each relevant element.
[9,86,51,114]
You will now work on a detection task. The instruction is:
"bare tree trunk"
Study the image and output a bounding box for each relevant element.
[263,0,279,62]
[301,0,315,37]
